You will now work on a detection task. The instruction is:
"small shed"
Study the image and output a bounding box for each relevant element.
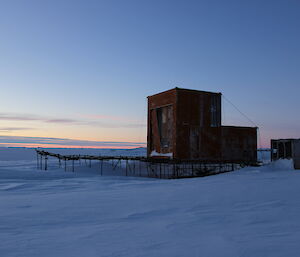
[271,139,300,169]
[147,87,257,162]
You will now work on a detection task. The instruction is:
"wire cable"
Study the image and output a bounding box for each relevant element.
[222,94,264,162]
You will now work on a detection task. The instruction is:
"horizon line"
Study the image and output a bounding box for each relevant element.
[0,135,146,149]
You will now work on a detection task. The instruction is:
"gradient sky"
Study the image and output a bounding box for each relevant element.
[0,0,299,148]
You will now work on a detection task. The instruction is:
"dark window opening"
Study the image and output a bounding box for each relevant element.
[285,141,292,158]
[278,142,284,158]
[156,106,173,149]
[210,95,220,127]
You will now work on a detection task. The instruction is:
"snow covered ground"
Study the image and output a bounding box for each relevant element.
[0,147,300,257]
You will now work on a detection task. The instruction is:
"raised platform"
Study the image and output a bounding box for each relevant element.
[35,149,258,179]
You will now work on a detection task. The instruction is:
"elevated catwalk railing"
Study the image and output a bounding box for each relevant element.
[35,149,259,179]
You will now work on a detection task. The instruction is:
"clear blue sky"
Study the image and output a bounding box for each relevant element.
[0,0,299,147]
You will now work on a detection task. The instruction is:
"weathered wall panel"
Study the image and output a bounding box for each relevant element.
[176,89,221,128]
[221,126,257,162]
[176,89,221,159]
[147,89,177,157]
[271,139,300,169]
[293,140,300,169]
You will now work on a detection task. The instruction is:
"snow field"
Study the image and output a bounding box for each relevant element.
[0,147,300,257]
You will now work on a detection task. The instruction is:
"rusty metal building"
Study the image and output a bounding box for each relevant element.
[271,139,300,169]
[147,88,257,162]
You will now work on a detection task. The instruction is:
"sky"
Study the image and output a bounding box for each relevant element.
[0,0,299,148]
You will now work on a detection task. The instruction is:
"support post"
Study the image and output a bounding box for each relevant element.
[159,163,162,179]
[139,161,141,176]
[45,156,48,171]
[37,152,39,169]
[191,163,194,177]
[100,160,103,176]
[173,163,176,178]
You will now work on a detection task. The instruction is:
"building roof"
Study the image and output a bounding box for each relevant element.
[271,138,300,142]
[147,87,222,98]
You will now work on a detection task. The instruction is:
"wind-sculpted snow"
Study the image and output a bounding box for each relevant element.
[0,147,300,257]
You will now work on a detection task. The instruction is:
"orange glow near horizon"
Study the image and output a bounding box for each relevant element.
[0,116,147,144]
[7,129,146,143]
[0,143,146,149]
